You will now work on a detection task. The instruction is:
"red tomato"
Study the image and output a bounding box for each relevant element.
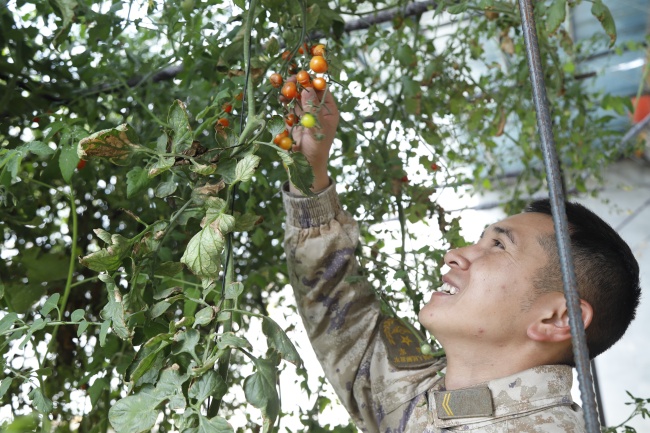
[309,56,328,73]
[269,73,283,88]
[312,77,326,91]
[217,118,229,128]
[278,136,293,150]
[285,113,298,127]
[281,82,298,100]
[222,103,233,113]
[77,160,87,170]
[296,70,311,86]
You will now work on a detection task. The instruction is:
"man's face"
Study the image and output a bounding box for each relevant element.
[418,212,555,348]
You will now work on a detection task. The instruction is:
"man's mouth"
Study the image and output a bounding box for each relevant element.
[439,282,459,295]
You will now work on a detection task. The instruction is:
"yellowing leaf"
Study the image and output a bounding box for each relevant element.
[77,124,143,165]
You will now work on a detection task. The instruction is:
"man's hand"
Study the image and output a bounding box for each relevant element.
[288,79,339,194]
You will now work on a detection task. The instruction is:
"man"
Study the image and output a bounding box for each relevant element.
[282,83,641,432]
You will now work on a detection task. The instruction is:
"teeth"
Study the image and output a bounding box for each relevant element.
[440,282,459,295]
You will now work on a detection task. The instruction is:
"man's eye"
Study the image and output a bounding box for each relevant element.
[493,239,505,249]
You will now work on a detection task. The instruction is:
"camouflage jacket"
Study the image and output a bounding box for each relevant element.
[283,182,586,433]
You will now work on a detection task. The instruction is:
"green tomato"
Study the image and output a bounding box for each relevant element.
[300,113,316,128]
[420,343,433,355]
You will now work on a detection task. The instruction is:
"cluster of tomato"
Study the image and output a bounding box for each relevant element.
[269,43,329,150]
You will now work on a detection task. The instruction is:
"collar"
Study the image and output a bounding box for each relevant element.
[428,365,575,428]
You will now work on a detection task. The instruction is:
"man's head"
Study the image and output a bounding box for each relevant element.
[524,199,641,360]
[418,199,640,368]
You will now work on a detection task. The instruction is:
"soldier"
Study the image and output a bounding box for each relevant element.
[282,84,641,432]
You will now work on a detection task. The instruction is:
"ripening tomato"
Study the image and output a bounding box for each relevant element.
[222,103,233,113]
[269,73,283,88]
[300,113,316,128]
[309,56,328,73]
[217,118,230,128]
[278,136,293,150]
[281,50,292,61]
[296,70,311,86]
[77,160,87,170]
[235,92,244,101]
[312,77,326,91]
[273,129,289,145]
[281,82,298,100]
[431,163,440,171]
[298,43,309,54]
[311,44,326,56]
[285,113,298,127]
[400,175,409,183]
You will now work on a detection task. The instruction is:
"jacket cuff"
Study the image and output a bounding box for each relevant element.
[282,180,343,228]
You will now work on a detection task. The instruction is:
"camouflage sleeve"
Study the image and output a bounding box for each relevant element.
[282,181,444,432]
[282,180,384,428]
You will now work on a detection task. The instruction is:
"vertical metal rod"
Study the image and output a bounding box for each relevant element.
[516,1,601,432]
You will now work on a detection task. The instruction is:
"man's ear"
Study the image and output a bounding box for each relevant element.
[527,292,594,343]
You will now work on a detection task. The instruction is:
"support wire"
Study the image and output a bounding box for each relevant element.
[517,1,601,432]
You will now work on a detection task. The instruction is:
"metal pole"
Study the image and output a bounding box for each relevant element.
[516,1,601,432]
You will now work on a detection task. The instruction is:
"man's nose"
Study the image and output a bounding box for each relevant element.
[444,245,477,270]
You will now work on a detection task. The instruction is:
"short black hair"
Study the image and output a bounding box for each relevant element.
[524,199,641,359]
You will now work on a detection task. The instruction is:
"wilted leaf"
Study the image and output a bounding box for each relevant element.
[148,156,175,178]
[234,154,261,184]
[181,224,226,278]
[77,123,143,165]
[277,151,314,196]
[591,0,616,46]
[190,162,217,176]
[80,231,136,272]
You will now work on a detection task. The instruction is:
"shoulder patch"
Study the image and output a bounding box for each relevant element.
[380,317,437,369]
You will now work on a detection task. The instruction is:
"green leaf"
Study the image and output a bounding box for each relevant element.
[28,387,53,414]
[148,156,175,178]
[155,179,178,198]
[0,312,19,334]
[156,261,184,277]
[217,332,252,350]
[0,378,13,398]
[127,335,171,384]
[108,386,161,433]
[78,123,143,165]
[197,414,234,433]
[277,151,314,196]
[77,320,89,337]
[591,0,616,46]
[20,250,69,283]
[40,293,60,317]
[87,378,109,407]
[188,370,227,404]
[225,282,244,300]
[19,141,54,157]
[234,154,261,184]
[168,100,193,153]
[261,317,301,366]
[267,115,285,136]
[305,3,320,30]
[126,166,150,198]
[396,45,417,68]
[181,224,226,279]
[193,306,214,327]
[243,357,279,431]
[59,144,78,182]
[447,2,468,14]
[546,0,566,34]
[3,283,46,314]
[71,309,85,322]
[172,329,201,361]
